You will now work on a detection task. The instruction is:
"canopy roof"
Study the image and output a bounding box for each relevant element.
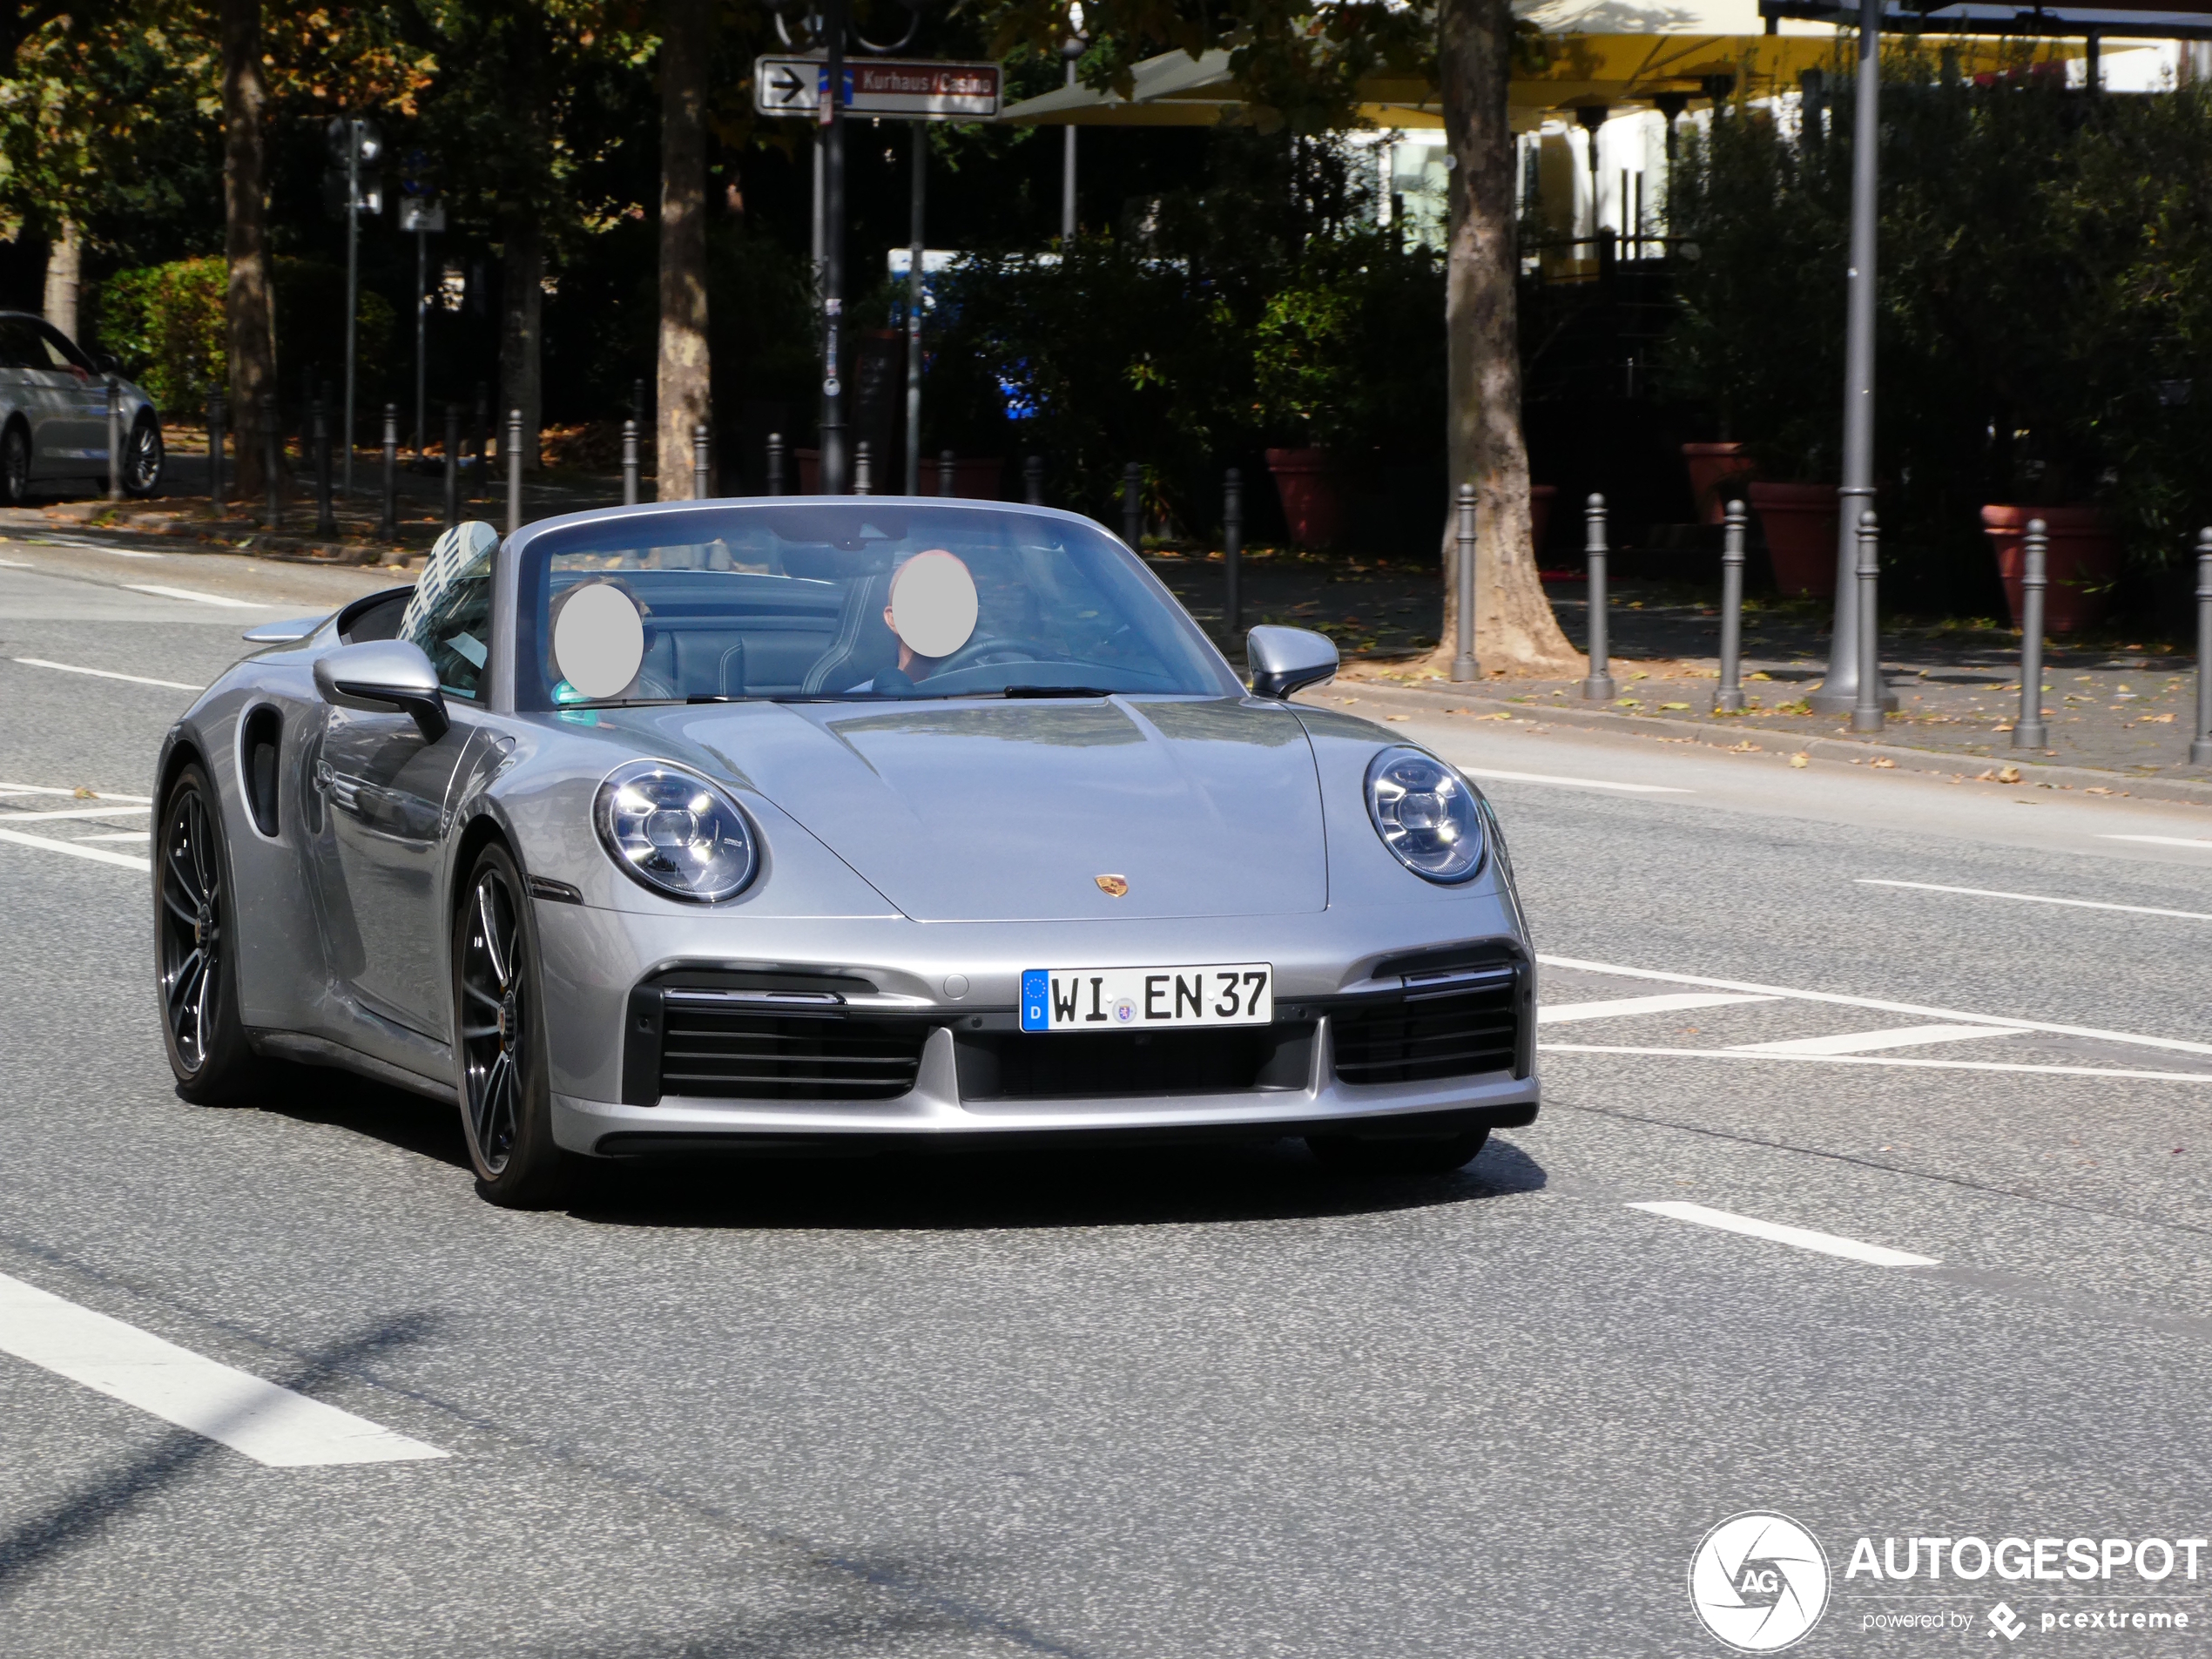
[998,31,2089,131]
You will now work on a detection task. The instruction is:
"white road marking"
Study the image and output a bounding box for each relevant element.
[1858,878,2212,924]
[1731,1022,2023,1055]
[0,556,30,567]
[13,656,205,691]
[1,804,156,820]
[124,583,269,610]
[0,825,152,871]
[0,781,153,802]
[1460,765,1692,795]
[1628,1201,1939,1268]
[76,830,151,841]
[1537,992,1779,1026]
[0,1271,448,1467]
[1536,954,2212,1059]
[1541,1043,2212,1082]
[30,533,165,557]
[2101,834,2212,852]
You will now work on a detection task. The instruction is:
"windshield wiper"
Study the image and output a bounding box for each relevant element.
[968,685,1119,699]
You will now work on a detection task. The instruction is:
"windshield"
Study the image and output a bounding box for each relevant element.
[514,502,1235,711]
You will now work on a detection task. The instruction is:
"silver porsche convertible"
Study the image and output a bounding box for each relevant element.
[153,500,1537,1205]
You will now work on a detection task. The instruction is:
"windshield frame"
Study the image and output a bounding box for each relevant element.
[504,497,1245,713]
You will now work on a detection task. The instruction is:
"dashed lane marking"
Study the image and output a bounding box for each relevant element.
[1541,1043,2212,1083]
[2101,834,2212,852]
[0,804,155,820]
[13,656,205,691]
[123,583,269,609]
[1536,954,2212,1060]
[0,781,153,802]
[1459,765,1692,795]
[1628,1202,1939,1268]
[1858,877,2212,924]
[0,825,152,872]
[0,1270,448,1467]
[1538,992,1779,1025]
[1730,1022,2023,1056]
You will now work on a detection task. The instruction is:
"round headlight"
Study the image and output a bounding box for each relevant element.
[594,761,758,902]
[1364,747,1487,883]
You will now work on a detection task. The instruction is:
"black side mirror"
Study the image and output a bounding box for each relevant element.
[92,352,118,376]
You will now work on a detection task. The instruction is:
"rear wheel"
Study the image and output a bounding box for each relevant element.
[1306,1127,1490,1177]
[454,843,573,1208]
[2,421,29,505]
[124,415,163,496]
[155,763,267,1102]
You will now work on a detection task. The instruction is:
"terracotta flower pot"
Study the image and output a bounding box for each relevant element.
[1530,484,1555,557]
[1979,505,2122,635]
[1682,442,1757,526]
[1747,482,1839,599]
[1265,447,1348,550]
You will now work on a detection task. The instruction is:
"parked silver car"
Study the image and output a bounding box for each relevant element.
[0,310,161,502]
[153,501,1538,1205]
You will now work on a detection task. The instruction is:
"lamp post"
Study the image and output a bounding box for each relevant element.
[327,116,384,498]
[817,0,849,494]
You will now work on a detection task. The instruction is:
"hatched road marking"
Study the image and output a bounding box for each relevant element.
[124,583,269,609]
[2101,834,2212,852]
[0,824,153,871]
[1538,992,1779,1025]
[1541,1044,2212,1082]
[0,1271,448,1467]
[1730,1023,2023,1056]
[1460,765,1692,795]
[0,782,154,802]
[1628,1202,1939,1268]
[1858,878,2212,924]
[13,656,205,691]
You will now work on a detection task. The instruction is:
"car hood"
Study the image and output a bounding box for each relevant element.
[616,697,1328,922]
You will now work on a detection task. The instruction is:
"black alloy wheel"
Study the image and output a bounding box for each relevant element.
[1306,1127,1491,1177]
[125,415,164,496]
[156,764,265,1101]
[454,844,572,1207]
[2,421,29,505]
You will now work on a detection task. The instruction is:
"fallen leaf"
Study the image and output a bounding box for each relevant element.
[1385,714,1411,723]
[1870,757,1895,768]
[1995,765,2022,784]
[1474,712,1513,721]
[1746,671,1772,681]
[2141,711,2175,724]
[1789,752,1809,768]
[72,786,95,799]
[1659,701,1690,711]
[1726,740,1759,752]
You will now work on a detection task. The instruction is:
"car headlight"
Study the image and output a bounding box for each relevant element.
[1365,747,1487,883]
[594,760,759,902]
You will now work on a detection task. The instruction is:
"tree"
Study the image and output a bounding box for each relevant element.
[220,0,280,498]
[658,0,710,498]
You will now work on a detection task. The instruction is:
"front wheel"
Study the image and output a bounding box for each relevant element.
[124,415,163,496]
[1306,1127,1490,1177]
[453,844,574,1208]
[156,763,269,1102]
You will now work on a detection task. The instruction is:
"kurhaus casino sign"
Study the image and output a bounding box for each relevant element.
[752,56,1002,120]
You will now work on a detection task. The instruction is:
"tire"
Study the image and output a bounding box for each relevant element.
[124,415,163,497]
[453,842,574,1208]
[155,763,269,1103]
[1,421,29,505]
[1306,1126,1491,1177]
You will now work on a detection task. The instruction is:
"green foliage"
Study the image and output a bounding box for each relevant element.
[1662,65,2212,577]
[1254,228,1442,450]
[95,257,396,410]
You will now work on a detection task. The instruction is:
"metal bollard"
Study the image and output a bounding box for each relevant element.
[1450,483,1479,682]
[1024,455,1043,506]
[1224,468,1244,637]
[505,408,523,535]
[691,421,710,500]
[2194,528,2212,766]
[106,374,123,501]
[940,448,957,499]
[442,404,460,528]
[2013,518,2050,750]
[1715,499,1747,713]
[1580,493,1615,699]
[470,382,488,489]
[853,440,873,496]
[632,378,646,425]
[766,432,786,496]
[1851,509,1884,734]
[621,420,638,506]
[379,404,398,539]
[1122,462,1142,548]
[261,392,280,529]
[206,393,226,513]
[313,400,335,536]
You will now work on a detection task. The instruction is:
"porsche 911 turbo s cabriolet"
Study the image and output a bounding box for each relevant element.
[154,500,1537,1205]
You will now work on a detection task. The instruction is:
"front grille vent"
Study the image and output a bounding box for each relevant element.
[1331,966,1521,1086]
[657,991,928,1102]
[954,1024,1313,1103]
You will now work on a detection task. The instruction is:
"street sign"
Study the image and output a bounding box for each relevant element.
[753,56,1002,119]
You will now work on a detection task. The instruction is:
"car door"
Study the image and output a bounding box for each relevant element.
[307,529,498,1038]
[28,320,108,472]
[0,319,77,475]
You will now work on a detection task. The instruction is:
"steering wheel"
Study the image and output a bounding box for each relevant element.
[929,634,1063,678]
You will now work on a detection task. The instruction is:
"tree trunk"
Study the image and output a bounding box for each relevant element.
[42,218,80,341]
[1435,0,1578,676]
[220,0,282,500]
[498,212,544,473]
[657,0,711,500]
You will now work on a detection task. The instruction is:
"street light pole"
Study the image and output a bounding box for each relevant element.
[818,0,849,495]
[1814,0,1887,714]
[343,118,361,496]
[1062,41,1080,242]
[415,225,428,457]
[905,123,924,496]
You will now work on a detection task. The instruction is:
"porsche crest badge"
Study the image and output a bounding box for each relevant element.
[1094,874,1130,898]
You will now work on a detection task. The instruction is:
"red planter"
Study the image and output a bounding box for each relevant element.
[1683,442,1757,526]
[1265,448,1348,550]
[1747,482,1839,599]
[1979,505,2122,635]
[1530,484,1555,556]
[796,450,1003,498]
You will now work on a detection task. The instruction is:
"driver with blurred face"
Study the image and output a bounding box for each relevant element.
[870,549,977,687]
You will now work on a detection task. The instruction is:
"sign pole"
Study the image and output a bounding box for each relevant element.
[415,226,428,458]
[905,125,924,497]
[343,119,360,497]
[819,0,848,496]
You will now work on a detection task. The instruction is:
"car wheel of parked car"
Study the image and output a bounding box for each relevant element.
[124,415,163,496]
[454,843,574,1208]
[1306,1127,1490,1177]
[156,762,269,1103]
[2,421,30,505]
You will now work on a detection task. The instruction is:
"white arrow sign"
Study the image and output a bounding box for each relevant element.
[752,56,1003,120]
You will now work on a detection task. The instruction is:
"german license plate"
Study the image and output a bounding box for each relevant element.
[1019,964,1272,1033]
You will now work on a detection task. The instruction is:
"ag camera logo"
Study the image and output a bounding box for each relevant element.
[1690,1513,1831,1651]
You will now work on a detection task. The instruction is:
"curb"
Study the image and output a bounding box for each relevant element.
[33,510,415,569]
[1326,676,2212,808]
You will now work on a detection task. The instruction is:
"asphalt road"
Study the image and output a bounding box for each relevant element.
[4,543,2212,1656]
